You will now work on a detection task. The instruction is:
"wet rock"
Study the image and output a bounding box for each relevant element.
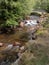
[0,61,11,65]
[4,44,13,51]
[13,42,21,47]
[11,46,20,52]
[32,35,37,40]
[0,52,19,65]
[18,52,22,57]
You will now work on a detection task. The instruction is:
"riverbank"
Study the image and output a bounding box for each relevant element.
[0,12,49,65]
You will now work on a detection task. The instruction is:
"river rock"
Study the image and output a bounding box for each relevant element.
[0,43,4,47]
[20,22,24,27]
[20,46,25,53]
[4,44,13,51]
[13,42,21,47]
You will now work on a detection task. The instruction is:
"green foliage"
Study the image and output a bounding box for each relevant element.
[42,17,49,28]
[0,0,33,26]
[33,0,49,12]
[6,19,18,26]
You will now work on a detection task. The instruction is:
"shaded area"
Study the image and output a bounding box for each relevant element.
[0,52,19,65]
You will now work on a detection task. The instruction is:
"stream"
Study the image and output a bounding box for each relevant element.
[0,14,41,65]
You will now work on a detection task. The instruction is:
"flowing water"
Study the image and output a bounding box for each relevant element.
[0,15,40,65]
